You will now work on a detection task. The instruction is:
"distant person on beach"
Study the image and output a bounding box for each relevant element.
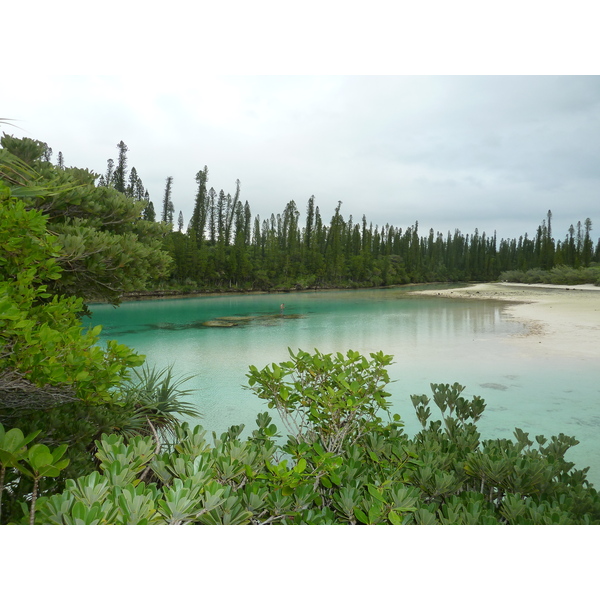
[280,303,285,316]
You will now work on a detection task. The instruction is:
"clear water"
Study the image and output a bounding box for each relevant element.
[87,287,600,486]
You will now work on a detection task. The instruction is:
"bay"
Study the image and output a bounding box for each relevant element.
[87,286,600,486]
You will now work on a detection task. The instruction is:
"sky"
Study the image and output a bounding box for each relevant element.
[4,74,599,244]
[3,2,600,248]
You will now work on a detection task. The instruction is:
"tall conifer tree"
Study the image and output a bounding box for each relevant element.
[217,190,226,243]
[104,158,114,187]
[162,176,174,224]
[127,166,145,200]
[208,187,217,244]
[224,179,241,246]
[143,200,156,222]
[113,141,128,193]
[190,166,209,246]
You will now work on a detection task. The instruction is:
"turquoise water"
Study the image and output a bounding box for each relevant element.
[87,287,600,486]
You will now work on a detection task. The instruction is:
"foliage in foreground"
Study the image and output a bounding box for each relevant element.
[0,181,200,517]
[2,349,599,525]
[0,188,144,409]
[0,364,200,522]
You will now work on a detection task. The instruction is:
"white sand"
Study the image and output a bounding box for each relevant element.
[411,282,600,359]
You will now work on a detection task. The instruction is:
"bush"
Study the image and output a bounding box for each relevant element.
[3,349,599,525]
[500,266,600,286]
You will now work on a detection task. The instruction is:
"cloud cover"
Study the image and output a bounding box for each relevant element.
[3,75,599,243]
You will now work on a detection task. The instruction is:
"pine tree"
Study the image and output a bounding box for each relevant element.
[217,190,226,243]
[208,187,216,244]
[178,210,184,232]
[304,196,315,250]
[252,215,262,258]
[104,158,114,187]
[127,166,144,199]
[42,145,53,162]
[190,166,209,246]
[113,141,128,193]
[57,151,65,170]
[224,179,241,246]
[0,135,173,305]
[575,221,583,267]
[567,224,576,266]
[582,218,593,267]
[143,199,156,222]
[243,201,252,245]
[540,210,555,269]
[162,176,174,224]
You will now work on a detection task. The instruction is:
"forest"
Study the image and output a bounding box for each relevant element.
[97,140,600,292]
[23,136,600,294]
[1,134,600,525]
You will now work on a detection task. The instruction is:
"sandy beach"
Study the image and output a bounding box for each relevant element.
[411,282,600,360]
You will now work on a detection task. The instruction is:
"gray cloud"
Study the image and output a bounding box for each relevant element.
[3,75,599,243]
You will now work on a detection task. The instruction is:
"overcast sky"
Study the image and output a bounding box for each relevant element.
[4,2,600,245]
[4,75,599,243]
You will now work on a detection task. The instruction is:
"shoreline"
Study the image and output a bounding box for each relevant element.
[410,282,600,359]
[101,282,433,303]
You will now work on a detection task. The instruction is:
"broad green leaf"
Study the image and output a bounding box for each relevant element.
[389,510,402,525]
[354,507,368,524]
[367,484,386,503]
[294,458,307,474]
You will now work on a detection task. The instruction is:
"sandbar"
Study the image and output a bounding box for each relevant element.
[411,282,600,360]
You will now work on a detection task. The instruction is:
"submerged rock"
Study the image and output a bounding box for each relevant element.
[147,313,306,330]
[480,382,509,391]
[148,322,184,330]
[202,320,238,327]
[203,313,305,328]
[215,316,255,322]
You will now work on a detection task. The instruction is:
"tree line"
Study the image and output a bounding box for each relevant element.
[24,137,600,292]
[170,199,599,290]
[96,141,600,292]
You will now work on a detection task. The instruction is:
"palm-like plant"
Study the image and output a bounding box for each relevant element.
[116,365,201,448]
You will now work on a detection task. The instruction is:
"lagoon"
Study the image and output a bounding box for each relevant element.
[87,286,600,486]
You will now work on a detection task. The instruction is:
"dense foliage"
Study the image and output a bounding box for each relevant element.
[0,188,143,409]
[0,137,197,519]
[2,349,598,525]
[164,196,600,291]
[0,135,172,305]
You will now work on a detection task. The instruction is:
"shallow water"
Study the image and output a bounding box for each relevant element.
[87,286,600,486]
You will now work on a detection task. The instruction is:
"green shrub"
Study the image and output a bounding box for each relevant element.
[4,349,599,525]
[500,265,600,286]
